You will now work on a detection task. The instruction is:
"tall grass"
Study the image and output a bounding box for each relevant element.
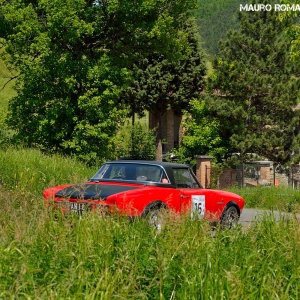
[0,147,95,194]
[0,198,299,299]
[229,186,300,213]
[0,147,300,298]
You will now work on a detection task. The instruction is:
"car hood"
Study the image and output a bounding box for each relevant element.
[55,183,140,200]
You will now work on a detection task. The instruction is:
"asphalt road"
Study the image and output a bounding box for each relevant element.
[239,208,300,227]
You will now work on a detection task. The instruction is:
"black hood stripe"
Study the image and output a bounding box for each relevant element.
[55,184,139,200]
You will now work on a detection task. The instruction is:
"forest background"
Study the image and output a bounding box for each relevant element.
[1,0,300,169]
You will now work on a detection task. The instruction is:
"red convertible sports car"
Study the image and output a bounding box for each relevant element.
[43,160,244,228]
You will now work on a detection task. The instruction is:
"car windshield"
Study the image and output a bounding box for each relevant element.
[173,168,201,188]
[91,163,169,183]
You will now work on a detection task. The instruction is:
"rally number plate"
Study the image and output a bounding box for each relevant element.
[191,195,205,220]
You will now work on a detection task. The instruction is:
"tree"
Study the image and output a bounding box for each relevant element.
[169,98,227,165]
[206,0,300,165]
[115,122,156,160]
[279,0,300,63]
[0,0,197,163]
[121,20,206,161]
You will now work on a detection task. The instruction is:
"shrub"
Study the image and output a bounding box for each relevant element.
[115,123,156,160]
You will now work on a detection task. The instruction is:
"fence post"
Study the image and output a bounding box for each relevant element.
[242,163,244,188]
[291,165,294,188]
[194,155,212,188]
[256,163,260,186]
[205,165,208,188]
[273,163,276,186]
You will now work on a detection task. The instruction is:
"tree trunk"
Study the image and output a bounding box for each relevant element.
[166,109,174,152]
[131,112,135,158]
[154,113,163,161]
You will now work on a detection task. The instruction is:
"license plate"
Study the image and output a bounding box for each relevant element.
[69,202,89,215]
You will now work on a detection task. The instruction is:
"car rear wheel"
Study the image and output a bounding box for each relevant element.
[221,206,239,229]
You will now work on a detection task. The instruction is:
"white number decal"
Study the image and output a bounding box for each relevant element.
[191,195,205,220]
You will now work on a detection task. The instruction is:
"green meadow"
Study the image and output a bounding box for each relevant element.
[0,147,300,299]
[0,54,16,122]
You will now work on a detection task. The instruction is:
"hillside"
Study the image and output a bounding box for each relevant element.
[196,0,249,57]
[196,0,243,20]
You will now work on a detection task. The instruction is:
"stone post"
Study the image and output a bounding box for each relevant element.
[194,155,212,188]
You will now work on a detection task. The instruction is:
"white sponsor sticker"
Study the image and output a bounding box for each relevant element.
[191,195,205,220]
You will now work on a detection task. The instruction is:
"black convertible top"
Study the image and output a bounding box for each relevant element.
[107,160,191,176]
[108,160,190,168]
[88,159,202,188]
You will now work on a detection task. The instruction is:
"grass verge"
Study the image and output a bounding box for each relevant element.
[228,186,300,213]
[0,147,95,194]
[0,147,299,298]
[0,199,299,299]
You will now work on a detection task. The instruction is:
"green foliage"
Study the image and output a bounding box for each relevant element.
[280,0,300,63]
[0,55,16,121]
[0,49,17,147]
[115,123,156,160]
[168,98,227,165]
[9,52,130,164]
[0,125,14,147]
[121,19,206,160]
[207,0,300,165]
[0,0,197,163]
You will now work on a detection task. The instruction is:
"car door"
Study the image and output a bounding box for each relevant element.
[179,188,222,221]
[172,167,217,220]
